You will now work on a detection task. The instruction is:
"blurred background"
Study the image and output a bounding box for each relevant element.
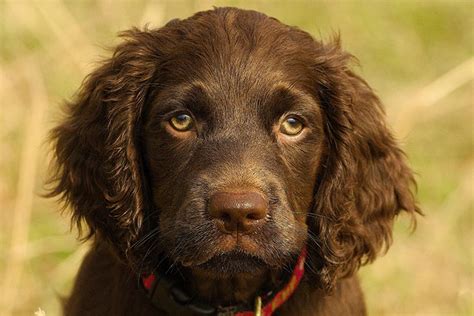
[0,1,472,315]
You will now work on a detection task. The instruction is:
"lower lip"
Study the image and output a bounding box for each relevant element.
[196,252,267,274]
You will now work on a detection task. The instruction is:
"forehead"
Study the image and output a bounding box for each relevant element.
[156,10,317,94]
[153,23,319,113]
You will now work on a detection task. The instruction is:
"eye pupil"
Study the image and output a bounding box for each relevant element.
[176,114,188,122]
[170,113,193,131]
[280,116,303,136]
[287,117,298,125]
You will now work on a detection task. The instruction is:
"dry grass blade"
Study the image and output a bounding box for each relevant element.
[0,60,49,316]
[414,57,474,109]
[32,0,96,75]
[392,57,474,137]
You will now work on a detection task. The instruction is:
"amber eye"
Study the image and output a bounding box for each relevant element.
[280,116,304,136]
[169,113,193,131]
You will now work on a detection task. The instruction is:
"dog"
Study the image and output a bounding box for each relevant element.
[49,7,419,315]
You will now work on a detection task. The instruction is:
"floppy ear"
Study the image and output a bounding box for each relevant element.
[48,28,165,259]
[307,40,420,291]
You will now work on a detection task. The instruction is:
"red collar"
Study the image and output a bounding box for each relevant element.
[142,247,307,316]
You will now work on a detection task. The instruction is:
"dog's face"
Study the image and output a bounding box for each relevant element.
[143,43,324,275]
[50,7,418,291]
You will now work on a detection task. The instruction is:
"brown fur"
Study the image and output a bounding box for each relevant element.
[48,7,419,315]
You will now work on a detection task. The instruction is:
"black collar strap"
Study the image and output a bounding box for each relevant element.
[141,247,307,316]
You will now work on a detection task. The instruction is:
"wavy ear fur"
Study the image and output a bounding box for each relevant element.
[48,28,164,258]
[308,39,420,291]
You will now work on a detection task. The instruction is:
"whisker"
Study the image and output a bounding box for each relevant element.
[292,211,334,221]
[131,226,160,249]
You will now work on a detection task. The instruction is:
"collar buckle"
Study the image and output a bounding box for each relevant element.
[254,296,262,316]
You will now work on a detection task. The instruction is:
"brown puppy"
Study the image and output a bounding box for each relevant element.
[49,7,419,316]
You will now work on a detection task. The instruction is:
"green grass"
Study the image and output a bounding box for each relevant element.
[1,1,472,315]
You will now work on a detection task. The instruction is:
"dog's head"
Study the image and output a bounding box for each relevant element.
[49,8,418,291]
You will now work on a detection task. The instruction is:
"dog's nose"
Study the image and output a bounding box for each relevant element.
[209,191,268,233]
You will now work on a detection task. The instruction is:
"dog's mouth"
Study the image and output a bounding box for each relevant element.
[193,251,268,275]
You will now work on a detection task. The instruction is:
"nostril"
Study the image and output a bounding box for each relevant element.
[246,212,263,221]
[220,211,232,223]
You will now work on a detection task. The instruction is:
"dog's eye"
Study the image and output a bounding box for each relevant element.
[280,116,304,136]
[169,113,194,131]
